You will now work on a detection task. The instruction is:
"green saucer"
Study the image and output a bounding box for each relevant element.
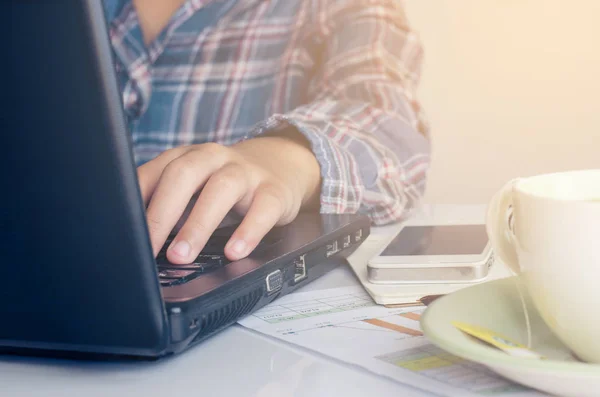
[421,276,600,397]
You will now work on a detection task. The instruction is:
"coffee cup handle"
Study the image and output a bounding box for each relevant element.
[486,179,520,274]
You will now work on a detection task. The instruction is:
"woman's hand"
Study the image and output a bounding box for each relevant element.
[137,134,321,264]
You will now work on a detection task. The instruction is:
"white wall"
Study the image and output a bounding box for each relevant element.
[404,0,600,204]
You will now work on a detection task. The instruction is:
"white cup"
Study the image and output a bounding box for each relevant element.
[486,169,600,363]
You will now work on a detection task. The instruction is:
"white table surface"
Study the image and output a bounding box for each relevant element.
[1,205,486,397]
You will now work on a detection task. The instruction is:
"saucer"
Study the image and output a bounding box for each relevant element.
[421,276,600,397]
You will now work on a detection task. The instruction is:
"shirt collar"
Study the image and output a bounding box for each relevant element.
[102,0,128,24]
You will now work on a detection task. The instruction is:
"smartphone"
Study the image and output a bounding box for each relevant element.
[367,224,494,284]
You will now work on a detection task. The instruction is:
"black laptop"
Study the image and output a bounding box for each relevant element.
[1,1,369,358]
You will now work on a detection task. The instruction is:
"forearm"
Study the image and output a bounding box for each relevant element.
[250,100,430,224]
[246,0,431,224]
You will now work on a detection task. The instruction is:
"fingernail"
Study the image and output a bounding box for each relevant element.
[169,240,191,258]
[229,239,247,256]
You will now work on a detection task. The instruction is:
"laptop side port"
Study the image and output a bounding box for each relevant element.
[342,234,352,249]
[326,240,339,257]
[293,254,307,283]
[266,269,283,294]
[354,228,363,243]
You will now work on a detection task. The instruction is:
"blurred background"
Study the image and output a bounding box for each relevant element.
[404,0,600,204]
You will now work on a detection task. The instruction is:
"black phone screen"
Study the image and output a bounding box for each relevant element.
[380,225,488,256]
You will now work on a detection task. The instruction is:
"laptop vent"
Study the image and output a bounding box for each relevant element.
[191,287,263,343]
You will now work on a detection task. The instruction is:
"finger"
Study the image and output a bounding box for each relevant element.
[137,147,192,206]
[167,163,249,264]
[224,184,290,261]
[145,150,223,256]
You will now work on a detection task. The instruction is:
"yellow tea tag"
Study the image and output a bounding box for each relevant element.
[452,321,545,360]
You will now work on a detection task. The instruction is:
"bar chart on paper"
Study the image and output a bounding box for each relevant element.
[239,286,544,397]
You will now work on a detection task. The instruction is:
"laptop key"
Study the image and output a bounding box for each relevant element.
[159,278,183,287]
[156,260,204,270]
[195,254,226,266]
[158,269,201,287]
[158,262,220,274]
[201,238,229,254]
[156,237,233,286]
[158,269,196,279]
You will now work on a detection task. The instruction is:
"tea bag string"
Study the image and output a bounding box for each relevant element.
[515,276,532,349]
[507,208,532,349]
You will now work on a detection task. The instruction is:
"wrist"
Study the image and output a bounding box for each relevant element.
[258,126,312,150]
[233,134,321,209]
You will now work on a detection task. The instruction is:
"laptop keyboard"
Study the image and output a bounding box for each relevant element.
[156,235,230,287]
[156,233,281,287]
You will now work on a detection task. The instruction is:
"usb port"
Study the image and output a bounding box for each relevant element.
[342,234,351,248]
[326,240,339,257]
[293,254,307,283]
[354,229,363,242]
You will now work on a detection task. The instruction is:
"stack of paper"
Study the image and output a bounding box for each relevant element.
[238,286,542,397]
[345,204,512,306]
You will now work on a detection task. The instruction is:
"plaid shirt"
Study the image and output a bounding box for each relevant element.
[104,0,431,225]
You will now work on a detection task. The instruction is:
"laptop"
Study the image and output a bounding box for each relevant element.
[1,1,370,358]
